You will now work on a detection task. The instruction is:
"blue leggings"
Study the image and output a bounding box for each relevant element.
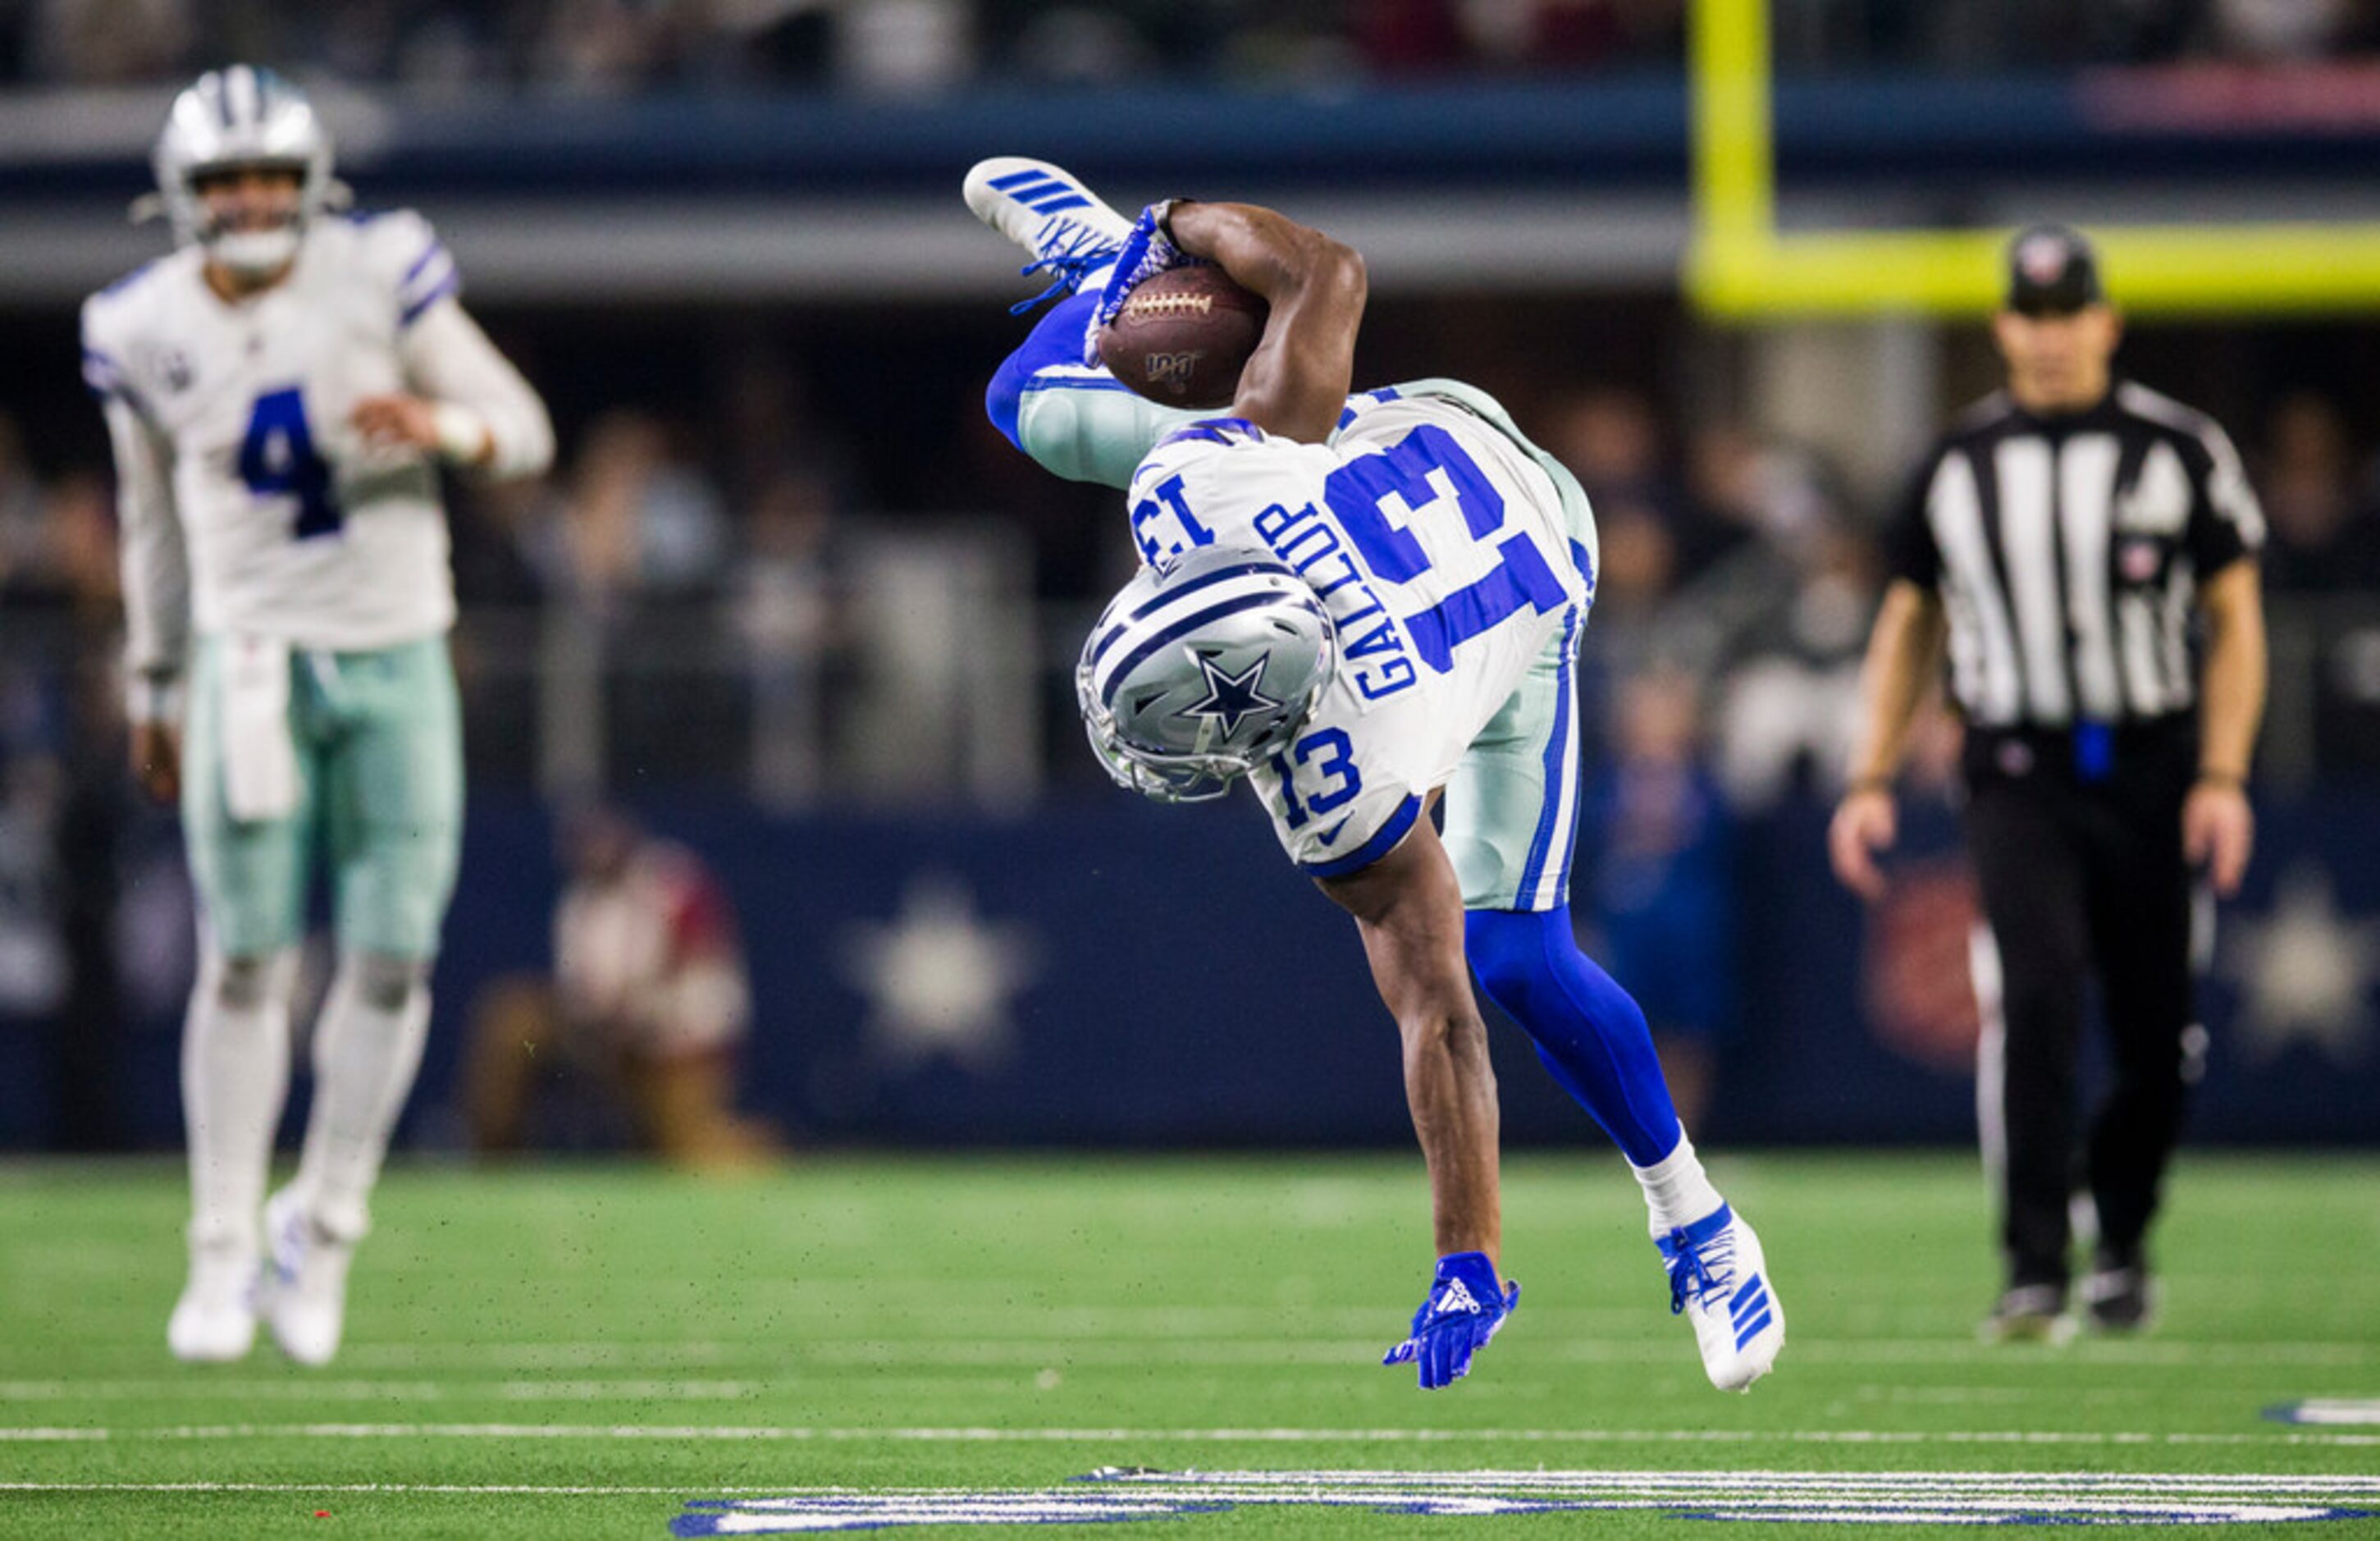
[1465,905,1683,1167]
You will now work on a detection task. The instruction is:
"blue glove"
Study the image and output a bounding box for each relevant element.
[1082,199,1201,363]
[1382,1251,1520,1390]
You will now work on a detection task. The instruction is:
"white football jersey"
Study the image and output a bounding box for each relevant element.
[83,211,540,662]
[1124,382,1596,876]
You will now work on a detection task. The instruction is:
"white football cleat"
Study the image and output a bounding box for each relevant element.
[963,156,1134,299]
[263,1188,354,1368]
[1656,1202,1784,1392]
[167,1243,258,1364]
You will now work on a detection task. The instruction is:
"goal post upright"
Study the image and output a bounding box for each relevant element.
[1685,0,2380,318]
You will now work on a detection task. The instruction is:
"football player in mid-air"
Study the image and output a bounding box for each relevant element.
[963,159,1784,1392]
[84,66,554,1365]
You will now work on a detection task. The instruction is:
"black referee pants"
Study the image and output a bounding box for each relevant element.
[1963,723,2200,1292]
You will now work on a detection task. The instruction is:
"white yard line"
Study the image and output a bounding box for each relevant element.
[0,1379,774,1402]
[6,1470,2379,1498]
[7,1338,2373,1376]
[0,1483,748,1494]
[0,1424,2374,1446]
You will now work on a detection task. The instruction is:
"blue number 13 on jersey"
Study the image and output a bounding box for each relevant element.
[1322,423,1565,672]
[239,387,344,540]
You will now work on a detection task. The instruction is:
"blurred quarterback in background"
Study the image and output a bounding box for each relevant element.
[82,66,554,1366]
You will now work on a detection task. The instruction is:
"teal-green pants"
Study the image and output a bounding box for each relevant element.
[181,634,464,960]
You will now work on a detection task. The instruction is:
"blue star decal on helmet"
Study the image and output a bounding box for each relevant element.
[1176,650,1281,738]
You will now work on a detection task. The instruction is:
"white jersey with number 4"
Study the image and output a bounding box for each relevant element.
[1123,382,1596,877]
[81,211,551,684]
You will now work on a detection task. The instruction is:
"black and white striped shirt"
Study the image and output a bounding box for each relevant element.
[1886,381,2266,729]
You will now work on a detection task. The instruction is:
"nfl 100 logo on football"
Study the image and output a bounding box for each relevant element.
[1145,351,1205,390]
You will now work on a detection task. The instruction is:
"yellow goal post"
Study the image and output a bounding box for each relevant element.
[1686,0,2380,318]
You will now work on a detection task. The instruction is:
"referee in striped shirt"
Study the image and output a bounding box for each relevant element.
[1829,225,2268,1341]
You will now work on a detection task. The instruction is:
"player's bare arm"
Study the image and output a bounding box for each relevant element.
[1164,200,1366,445]
[1318,805,1501,1265]
[1829,578,1947,901]
[2186,557,2266,897]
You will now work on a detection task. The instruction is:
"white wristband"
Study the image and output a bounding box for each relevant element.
[430,401,491,464]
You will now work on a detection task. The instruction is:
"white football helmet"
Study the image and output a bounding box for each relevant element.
[148,65,340,276]
[1076,544,1337,803]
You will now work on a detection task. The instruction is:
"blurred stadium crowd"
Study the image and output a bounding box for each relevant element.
[4,0,2378,93]
[8,320,2380,805]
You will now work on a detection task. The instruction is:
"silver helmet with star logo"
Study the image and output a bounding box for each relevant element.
[146,65,342,277]
[1076,543,1336,803]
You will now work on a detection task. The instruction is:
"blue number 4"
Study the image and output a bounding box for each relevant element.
[1322,423,1566,672]
[239,387,344,540]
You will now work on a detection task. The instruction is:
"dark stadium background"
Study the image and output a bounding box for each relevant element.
[2,0,2377,1157]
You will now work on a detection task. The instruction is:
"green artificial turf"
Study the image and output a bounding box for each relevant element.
[1,1151,2375,1538]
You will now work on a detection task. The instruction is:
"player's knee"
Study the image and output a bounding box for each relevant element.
[1999,969,2085,1033]
[1015,387,1095,482]
[1394,1000,1479,1058]
[1465,907,1649,1038]
[985,354,1030,450]
[1446,835,1520,913]
[206,950,290,1013]
[1464,908,1561,1007]
[347,951,430,1014]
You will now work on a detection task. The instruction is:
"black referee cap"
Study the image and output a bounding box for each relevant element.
[2003,223,2104,314]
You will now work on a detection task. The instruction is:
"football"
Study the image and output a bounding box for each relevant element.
[1094,263,1268,409]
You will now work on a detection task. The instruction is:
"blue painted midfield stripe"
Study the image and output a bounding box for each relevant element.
[1734,1307,1774,1350]
[1301,795,1423,879]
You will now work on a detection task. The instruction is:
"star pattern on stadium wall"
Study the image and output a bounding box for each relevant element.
[1174,651,1279,738]
[839,871,1039,1074]
[2222,862,2380,1068]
